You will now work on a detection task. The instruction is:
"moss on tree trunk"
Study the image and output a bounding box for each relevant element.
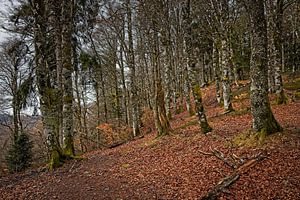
[249,0,281,135]
[183,0,212,134]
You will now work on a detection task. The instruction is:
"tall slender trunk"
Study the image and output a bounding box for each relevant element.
[62,0,75,156]
[74,66,84,151]
[119,42,129,124]
[183,0,212,134]
[248,0,281,134]
[12,67,20,142]
[213,41,222,105]
[221,38,234,112]
[126,0,140,136]
[161,0,173,120]
[112,43,121,125]
[274,0,287,104]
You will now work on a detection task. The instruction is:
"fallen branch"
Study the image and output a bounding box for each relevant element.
[108,141,127,148]
[198,150,214,156]
[199,148,237,169]
[212,149,237,169]
[201,154,267,200]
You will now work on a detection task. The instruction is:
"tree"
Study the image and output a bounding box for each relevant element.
[248,0,282,134]
[208,0,234,112]
[30,0,77,169]
[6,132,33,172]
[183,0,212,134]
[126,0,140,137]
[273,0,287,104]
[62,0,75,157]
[0,39,32,142]
[31,0,62,169]
[0,38,34,173]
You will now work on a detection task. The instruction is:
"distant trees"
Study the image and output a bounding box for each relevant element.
[0,39,34,172]
[0,39,32,141]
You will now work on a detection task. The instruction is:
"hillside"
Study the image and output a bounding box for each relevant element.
[0,82,300,200]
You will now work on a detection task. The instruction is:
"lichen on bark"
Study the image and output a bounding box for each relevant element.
[249,0,282,135]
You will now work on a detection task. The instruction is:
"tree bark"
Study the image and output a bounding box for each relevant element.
[126,0,140,137]
[273,0,287,104]
[31,0,63,169]
[213,41,222,105]
[151,15,171,137]
[62,0,75,157]
[221,38,234,112]
[183,0,212,134]
[248,0,282,135]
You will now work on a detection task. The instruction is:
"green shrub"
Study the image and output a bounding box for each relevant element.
[6,133,33,172]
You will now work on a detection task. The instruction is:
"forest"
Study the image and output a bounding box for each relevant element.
[0,0,299,199]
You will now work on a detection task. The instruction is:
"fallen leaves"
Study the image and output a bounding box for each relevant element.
[0,85,300,200]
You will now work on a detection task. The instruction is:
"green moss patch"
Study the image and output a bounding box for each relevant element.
[284,78,300,91]
[225,130,267,148]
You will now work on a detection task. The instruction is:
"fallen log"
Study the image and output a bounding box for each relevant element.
[201,154,266,200]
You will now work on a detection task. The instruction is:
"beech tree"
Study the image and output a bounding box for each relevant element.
[183,0,212,133]
[0,39,32,142]
[30,0,76,168]
[247,0,282,134]
[61,0,75,157]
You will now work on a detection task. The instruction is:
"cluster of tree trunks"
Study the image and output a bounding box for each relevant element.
[2,0,299,169]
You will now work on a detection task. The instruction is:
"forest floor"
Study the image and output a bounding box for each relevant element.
[1,78,300,200]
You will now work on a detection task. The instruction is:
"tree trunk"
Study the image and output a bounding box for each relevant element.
[213,41,222,105]
[152,28,171,137]
[274,0,287,104]
[126,0,140,137]
[183,0,212,134]
[164,0,173,120]
[249,0,281,135]
[62,0,75,157]
[184,66,194,116]
[221,38,234,112]
[32,0,63,169]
